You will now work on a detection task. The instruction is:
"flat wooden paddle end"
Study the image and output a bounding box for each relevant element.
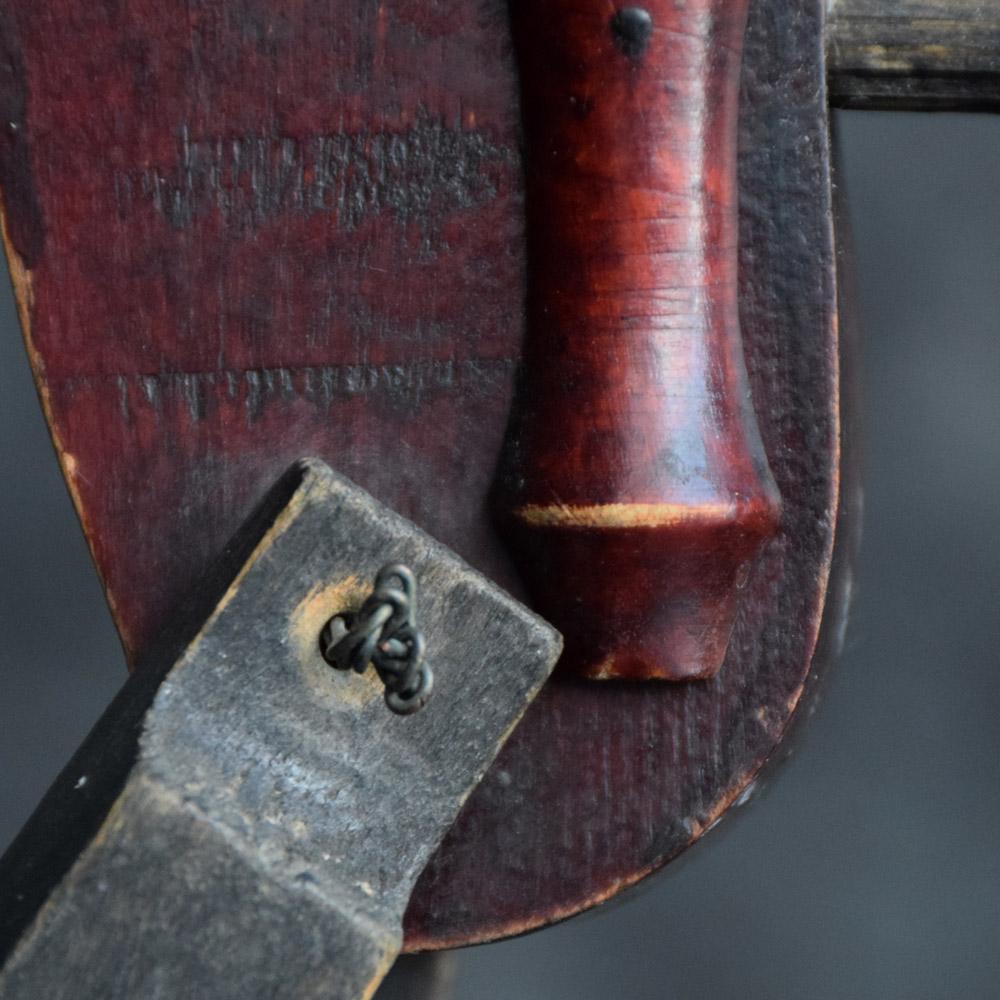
[0,460,561,999]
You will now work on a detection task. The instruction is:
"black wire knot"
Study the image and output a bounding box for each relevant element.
[319,564,433,716]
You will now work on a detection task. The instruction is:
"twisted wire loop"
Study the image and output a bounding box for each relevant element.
[319,564,434,716]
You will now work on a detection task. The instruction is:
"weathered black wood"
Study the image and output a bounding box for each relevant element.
[0,460,560,1000]
[827,0,1000,110]
[0,463,310,962]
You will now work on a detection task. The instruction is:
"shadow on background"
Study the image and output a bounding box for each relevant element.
[2,111,998,999]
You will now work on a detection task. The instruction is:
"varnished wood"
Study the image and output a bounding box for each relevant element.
[0,0,840,948]
[828,0,1000,110]
[498,0,781,681]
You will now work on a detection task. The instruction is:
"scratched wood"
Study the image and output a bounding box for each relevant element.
[0,0,842,947]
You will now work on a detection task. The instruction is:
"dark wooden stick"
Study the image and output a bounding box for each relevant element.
[497,0,781,680]
[827,0,1000,110]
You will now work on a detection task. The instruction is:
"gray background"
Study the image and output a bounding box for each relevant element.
[2,112,998,998]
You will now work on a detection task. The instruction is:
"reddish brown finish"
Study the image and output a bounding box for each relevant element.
[0,0,840,949]
[498,0,781,680]
[0,1,529,664]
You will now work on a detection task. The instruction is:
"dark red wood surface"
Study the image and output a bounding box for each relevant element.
[498,0,781,680]
[0,0,840,948]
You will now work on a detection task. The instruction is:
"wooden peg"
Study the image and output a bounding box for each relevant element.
[497,0,782,680]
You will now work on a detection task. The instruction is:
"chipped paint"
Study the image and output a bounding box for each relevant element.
[514,500,744,529]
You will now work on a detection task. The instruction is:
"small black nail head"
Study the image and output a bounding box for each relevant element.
[611,7,654,60]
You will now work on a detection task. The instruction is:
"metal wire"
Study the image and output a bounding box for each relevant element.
[319,564,434,716]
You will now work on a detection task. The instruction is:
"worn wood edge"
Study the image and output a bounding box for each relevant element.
[411,483,845,944]
[0,204,133,658]
[0,462,311,965]
[410,755,780,951]
[0,460,407,1000]
[3,768,399,1000]
[2,455,563,968]
[827,0,1000,110]
[420,503,845,946]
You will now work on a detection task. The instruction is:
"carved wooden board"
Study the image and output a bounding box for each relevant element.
[0,0,841,948]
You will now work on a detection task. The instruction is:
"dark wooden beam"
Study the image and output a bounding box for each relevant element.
[828,0,1000,111]
[0,460,560,1000]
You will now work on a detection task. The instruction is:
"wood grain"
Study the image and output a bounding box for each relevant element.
[0,0,841,948]
[497,0,781,680]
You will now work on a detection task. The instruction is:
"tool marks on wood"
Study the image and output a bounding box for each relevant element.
[0,461,560,998]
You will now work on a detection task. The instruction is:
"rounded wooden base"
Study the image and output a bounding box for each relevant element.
[0,0,838,949]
